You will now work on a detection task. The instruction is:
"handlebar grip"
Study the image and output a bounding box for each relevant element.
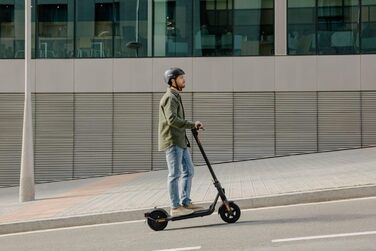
[191,127,198,136]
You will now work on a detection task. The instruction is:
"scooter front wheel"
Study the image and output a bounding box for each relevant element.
[219,201,241,223]
[147,209,168,231]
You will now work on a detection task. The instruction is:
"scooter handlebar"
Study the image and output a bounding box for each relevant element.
[191,127,204,136]
[191,128,198,137]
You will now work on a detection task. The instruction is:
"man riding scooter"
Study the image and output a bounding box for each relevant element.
[159,67,204,217]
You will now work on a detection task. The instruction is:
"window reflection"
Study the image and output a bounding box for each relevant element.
[76,0,113,58]
[154,0,192,57]
[317,0,359,54]
[114,0,150,57]
[287,0,316,55]
[361,0,376,53]
[194,0,233,56]
[0,0,279,58]
[194,0,273,56]
[0,1,26,59]
[233,0,274,56]
[37,1,74,58]
[288,0,366,55]
[0,3,15,58]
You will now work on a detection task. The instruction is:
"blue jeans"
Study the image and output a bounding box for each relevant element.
[165,145,194,208]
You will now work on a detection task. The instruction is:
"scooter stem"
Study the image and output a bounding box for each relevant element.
[191,128,219,183]
[192,128,232,213]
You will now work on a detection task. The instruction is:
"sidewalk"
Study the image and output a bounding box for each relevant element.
[1,147,376,234]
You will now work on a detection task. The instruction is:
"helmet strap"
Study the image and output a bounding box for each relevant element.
[170,79,182,92]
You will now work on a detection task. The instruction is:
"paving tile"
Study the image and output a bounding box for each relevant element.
[1,147,376,225]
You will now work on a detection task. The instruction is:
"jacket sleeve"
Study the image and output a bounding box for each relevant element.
[163,96,195,129]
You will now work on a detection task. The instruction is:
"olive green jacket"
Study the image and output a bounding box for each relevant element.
[159,88,195,151]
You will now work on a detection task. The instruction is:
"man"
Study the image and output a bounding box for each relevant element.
[159,67,204,217]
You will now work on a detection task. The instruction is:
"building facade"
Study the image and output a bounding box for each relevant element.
[0,0,375,187]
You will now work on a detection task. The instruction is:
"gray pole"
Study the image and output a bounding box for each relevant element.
[19,0,35,202]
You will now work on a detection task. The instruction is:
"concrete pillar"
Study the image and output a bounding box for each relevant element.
[275,0,287,55]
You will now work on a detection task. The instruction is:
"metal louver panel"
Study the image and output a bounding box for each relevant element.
[362,91,376,147]
[193,93,233,165]
[234,92,275,160]
[113,93,152,173]
[318,92,361,151]
[276,92,317,155]
[32,93,36,152]
[152,93,166,171]
[34,94,74,182]
[2,90,376,188]
[74,93,112,178]
[0,94,23,187]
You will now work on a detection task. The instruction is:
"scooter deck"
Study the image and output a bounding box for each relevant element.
[167,208,215,221]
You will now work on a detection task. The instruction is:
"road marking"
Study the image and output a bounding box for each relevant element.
[242,196,376,213]
[0,219,145,238]
[153,246,201,251]
[272,230,376,243]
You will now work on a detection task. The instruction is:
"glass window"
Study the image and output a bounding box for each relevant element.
[0,0,27,58]
[114,0,151,57]
[154,0,193,57]
[37,0,74,58]
[233,0,274,56]
[76,0,114,58]
[287,0,316,55]
[317,0,360,54]
[193,0,233,56]
[361,0,376,53]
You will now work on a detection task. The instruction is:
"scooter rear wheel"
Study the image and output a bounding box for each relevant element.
[147,209,168,231]
[219,201,241,223]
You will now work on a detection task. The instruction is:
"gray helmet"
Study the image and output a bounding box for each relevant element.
[164,67,185,85]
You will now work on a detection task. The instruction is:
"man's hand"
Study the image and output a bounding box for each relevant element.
[195,121,204,130]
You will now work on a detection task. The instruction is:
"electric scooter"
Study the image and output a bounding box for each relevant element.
[145,128,241,231]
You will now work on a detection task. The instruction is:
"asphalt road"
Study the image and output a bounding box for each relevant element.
[1,197,376,251]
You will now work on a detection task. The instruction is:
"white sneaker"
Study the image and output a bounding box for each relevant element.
[170,206,194,217]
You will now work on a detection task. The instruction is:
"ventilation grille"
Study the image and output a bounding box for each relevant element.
[234,92,275,160]
[73,93,113,178]
[318,92,361,151]
[276,92,317,155]
[0,94,23,187]
[113,93,152,174]
[362,91,376,147]
[35,94,74,182]
[193,93,233,165]
[152,92,166,171]
[0,91,374,187]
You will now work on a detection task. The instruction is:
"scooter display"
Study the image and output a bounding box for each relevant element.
[145,128,241,231]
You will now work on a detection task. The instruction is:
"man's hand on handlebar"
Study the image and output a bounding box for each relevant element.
[195,121,204,130]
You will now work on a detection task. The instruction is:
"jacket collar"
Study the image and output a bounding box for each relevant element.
[168,87,181,98]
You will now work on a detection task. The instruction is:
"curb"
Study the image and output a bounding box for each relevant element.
[0,209,151,235]
[235,184,376,209]
[1,185,376,235]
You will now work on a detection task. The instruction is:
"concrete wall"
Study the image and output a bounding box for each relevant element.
[1,55,375,187]
[0,55,375,93]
